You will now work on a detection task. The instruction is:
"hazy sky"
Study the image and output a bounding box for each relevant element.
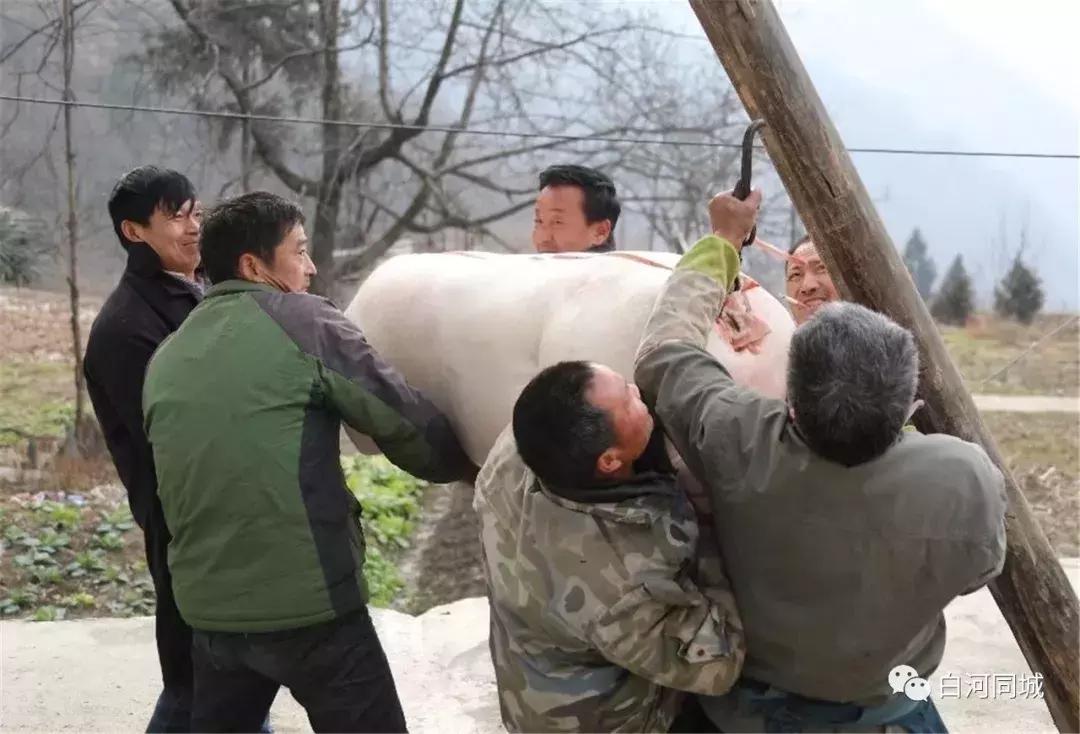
[654,0,1079,308]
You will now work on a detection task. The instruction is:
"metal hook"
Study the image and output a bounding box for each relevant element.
[733,118,765,248]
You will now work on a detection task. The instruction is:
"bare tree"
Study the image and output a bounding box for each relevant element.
[0,0,134,291]
[130,0,737,293]
[60,0,88,431]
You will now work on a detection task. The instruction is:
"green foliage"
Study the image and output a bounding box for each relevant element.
[363,545,405,607]
[1,587,39,614]
[994,256,1045,325]
[92,532,125,551]
[66,549,107,578]
[1,496,147,620]
[60,592,96,609]
[0,207,51,287]
[2,455,426,619]
[32,605,65,622]
[93,505,135,552]
[342,455,426,607]
[901,228,937,300]
[37,501,82,531]
[932,255,975,326]
[0,361,76,447]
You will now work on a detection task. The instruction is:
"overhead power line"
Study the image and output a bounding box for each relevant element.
[1,94,1077,160]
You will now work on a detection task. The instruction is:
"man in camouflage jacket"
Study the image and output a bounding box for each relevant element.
[474,358,744,733]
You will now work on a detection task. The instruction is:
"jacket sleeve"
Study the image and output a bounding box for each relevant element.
[299,298,474,483]
[959,448,1008,594]
[634,261,788,499]
[85,327,157,450]
[586,506,744,696]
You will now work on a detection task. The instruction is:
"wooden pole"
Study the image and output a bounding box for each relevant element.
[689,1,1079,730]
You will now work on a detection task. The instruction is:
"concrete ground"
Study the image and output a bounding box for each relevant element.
[2,560,1077,733]
[972,395,1079,413]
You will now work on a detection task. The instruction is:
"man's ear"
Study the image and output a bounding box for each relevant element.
[237,252,261,282]
[595,448,625,478]
[120,220,145,244]
[590,219,612,247]
[904,399,925,424]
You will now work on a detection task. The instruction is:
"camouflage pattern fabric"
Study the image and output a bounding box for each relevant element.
[474,427,744,733]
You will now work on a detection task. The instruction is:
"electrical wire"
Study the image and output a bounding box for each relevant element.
[2,94,1077,160]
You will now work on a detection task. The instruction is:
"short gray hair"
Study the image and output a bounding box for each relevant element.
[787,302,918,465]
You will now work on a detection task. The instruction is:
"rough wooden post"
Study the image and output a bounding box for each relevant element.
[688,0,1079,730]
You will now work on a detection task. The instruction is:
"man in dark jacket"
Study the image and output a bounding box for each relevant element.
[143,191,475,733]
[533,164,621,253]
[83,166,204,732]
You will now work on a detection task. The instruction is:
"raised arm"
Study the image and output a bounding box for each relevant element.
[634,192,787,497]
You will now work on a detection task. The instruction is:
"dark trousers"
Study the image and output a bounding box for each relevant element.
[142,501,195,733]
[191,606,407,733]
[670,695,721,732]
[700,678,949,733]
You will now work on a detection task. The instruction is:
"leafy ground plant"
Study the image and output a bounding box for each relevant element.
[342,455,427,607]
[0,482,154,621]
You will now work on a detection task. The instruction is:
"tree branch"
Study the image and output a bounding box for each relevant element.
[242,38,372,93]
[376,0,397,122]
[438,28,598,81]
[413,0,465,127]
[335,195,533,280]
[166,0,317,194]
[0,0,94,65]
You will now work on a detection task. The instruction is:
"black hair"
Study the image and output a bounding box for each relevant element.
[789,233,813,254]
[199,191,306,284]
[786,233,814,271]
[512,361,614,488]
[107,166,197,250]
[538,164,621,248]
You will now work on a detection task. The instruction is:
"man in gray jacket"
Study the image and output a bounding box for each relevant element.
[634,191,1007,732]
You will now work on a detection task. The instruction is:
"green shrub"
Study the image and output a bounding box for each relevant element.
[342,455,426,607]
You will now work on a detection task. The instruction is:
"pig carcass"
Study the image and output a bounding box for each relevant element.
[343,250,794,466]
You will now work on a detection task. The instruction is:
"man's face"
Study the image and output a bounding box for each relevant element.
[786,242,839,325]
[586,364,654,479]
[267,224,316,293]
[123,199,202,277]
[532,185,611,253]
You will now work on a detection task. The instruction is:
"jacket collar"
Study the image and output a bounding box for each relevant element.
[542,470,676,506]
[541,427,676,505]
[204,279,282,299]
[125,242,166,278]
[123,244,204,298]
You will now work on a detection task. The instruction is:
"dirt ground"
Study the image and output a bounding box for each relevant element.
[402,483,487,614]
[940,315,1079,397]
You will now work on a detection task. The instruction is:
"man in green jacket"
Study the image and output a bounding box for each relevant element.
[634,192,1006,732]
[144,191,474,733]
